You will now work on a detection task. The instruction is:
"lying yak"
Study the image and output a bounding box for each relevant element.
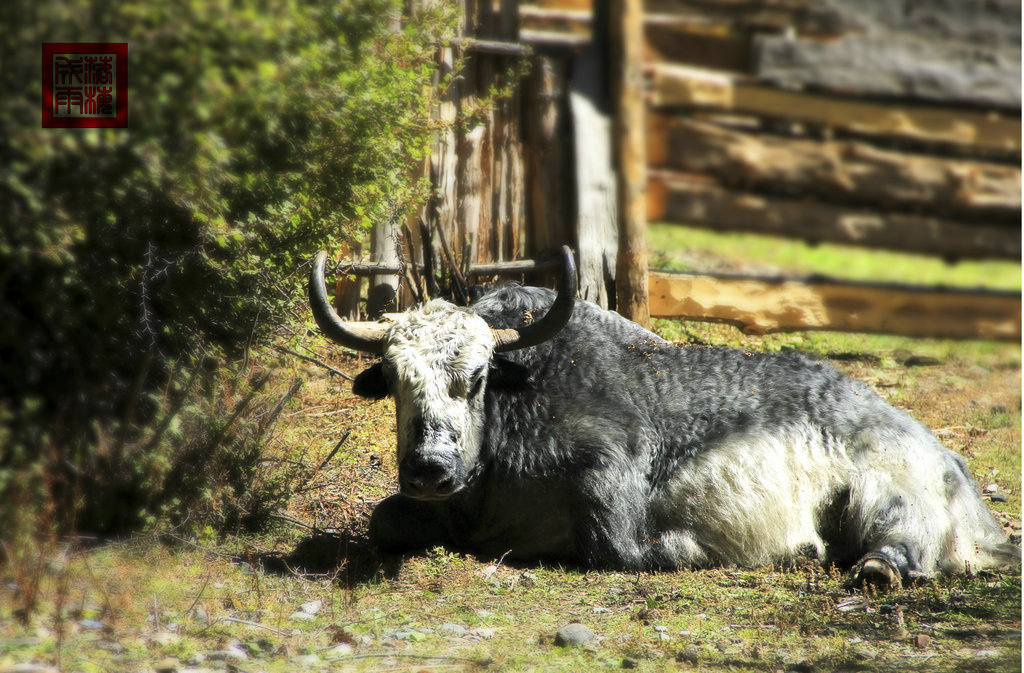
[309,247,1018,589]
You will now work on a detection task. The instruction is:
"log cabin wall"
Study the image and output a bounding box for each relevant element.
[350,0,1019,340]
[521,0,1021,340]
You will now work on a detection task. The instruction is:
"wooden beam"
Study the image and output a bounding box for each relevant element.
[649,271,1021,341]
[647,173,1022,261]
[520,8,753,72]
[754,33,1020,110]
[327,258,561,277]
[649,64,1021,159]
[646,115,1022,223]
[610,0,650,326]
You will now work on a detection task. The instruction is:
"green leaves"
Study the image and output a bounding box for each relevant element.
[0,0,455,538]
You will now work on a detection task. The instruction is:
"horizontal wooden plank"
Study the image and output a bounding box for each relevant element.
[328,258,561,277]
[520,8,753,71]
[532,0,1021,44]
[646,115,1022,222]
[755,33,1021,109]
[643,16,751,72]
[649,271,1021,341]
[647,173,1021,261]
[650,64,1021,158]
[642,0,845,35]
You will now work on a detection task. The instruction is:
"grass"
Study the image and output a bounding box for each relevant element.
[648,223,1022,291]
[2,229,1020,672]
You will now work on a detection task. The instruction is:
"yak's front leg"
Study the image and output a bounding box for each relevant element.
[369,494,449,554]
[572,466,662,570]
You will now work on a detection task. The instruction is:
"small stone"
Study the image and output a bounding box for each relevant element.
[439,623,467,636]
[289,611,316,621]
[893,628,910,640]
[208,645,248,662]
[154,657,180,673]
[991,492,1008,502]
[79,619,104,630]
[985,483,1000,494]
[555,623,595,647]
[592,606,612,614]
[851,646,877,661]
[295,654,320,666]
[298,600,322,615]
[915,634,933,648]
[677,646,699,664]
[326,643,353,657]
[653,625,668,632]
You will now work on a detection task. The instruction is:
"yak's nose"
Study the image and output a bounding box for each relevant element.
[399,451,464,500]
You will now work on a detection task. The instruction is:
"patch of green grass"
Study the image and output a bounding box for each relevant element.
[649,222,1022,291]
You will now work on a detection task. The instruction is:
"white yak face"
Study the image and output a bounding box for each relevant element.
[375,300,495,500]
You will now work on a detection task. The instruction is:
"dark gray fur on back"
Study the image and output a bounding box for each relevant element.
[475,286,877,480]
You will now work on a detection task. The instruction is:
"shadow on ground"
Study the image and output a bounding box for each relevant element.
[254,532,404,586]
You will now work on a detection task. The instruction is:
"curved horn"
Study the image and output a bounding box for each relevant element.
[308,251,386,355]
[492,245,577,353]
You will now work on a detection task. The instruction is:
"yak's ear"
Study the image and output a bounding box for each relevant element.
[353,362,390,399]
[488,355,532,392]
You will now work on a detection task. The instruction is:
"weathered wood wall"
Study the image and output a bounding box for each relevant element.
[345,0,1020,341]
[522,0,1021,340]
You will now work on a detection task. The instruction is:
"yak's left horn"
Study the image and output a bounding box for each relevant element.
[491,245,577,353]
[309,251,387,355]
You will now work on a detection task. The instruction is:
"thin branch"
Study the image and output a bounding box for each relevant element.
[316,430,351,473]
[275,346,353,380]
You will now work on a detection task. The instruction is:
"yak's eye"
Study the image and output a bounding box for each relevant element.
[469,375,484,398]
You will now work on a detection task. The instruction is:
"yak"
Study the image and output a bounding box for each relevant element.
[309,247,1018,589]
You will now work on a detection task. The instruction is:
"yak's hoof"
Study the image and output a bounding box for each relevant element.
[853,556,902,592]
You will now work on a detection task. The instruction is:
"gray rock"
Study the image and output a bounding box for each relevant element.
[326,643,353,657]
[294,653,321,666]
[439,623,468,636]
[678,646,699,664]
[207,645,248,662]
[298,600,322,615]
[555,623,596,647]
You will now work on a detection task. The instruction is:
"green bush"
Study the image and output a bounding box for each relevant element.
[0,0,453,542]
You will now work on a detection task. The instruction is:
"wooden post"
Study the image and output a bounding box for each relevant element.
[571,1,618,308]
[367,218,400,318]
[610,0,649,327]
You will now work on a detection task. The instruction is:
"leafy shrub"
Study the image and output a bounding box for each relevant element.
[0,0,453,543]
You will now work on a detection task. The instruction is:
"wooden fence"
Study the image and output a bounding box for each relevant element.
[343,0,1021,341]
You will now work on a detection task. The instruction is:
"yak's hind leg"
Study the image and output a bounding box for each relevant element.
[369,494,448,553]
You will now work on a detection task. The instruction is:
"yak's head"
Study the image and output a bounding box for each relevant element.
[308,247,576,501]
